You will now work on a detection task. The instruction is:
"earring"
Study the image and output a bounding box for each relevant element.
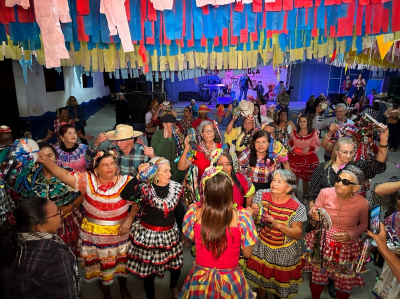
[116,166,121,175]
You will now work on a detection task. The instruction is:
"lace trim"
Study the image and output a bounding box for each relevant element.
[145,181,182,212]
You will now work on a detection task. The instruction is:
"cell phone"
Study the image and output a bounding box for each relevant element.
[369,205,381,234]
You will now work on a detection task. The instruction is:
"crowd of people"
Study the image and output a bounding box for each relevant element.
[0,81,399,299]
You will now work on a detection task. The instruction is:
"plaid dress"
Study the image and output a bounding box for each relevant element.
[238,140,288,187]
[245,191,307,299]
[125,180,184,278]
[21,167,83,255]
[179,203,258,299]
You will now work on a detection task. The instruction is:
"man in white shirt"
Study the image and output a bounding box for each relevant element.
[312,103,354,161]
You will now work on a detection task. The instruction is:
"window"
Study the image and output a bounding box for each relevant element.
[82,74,94,88]
[44,67,65,92]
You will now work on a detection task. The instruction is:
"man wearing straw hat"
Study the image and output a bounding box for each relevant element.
[191,104,212,130]
[85,124,155,176]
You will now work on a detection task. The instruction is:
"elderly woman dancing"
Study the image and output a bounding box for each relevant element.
[37,150,135,299]
[178,120,224,179]
[304,165,369,299]
[245,169,307,299]
[120,157,186,299]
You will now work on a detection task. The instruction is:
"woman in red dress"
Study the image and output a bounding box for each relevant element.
[288,115,320,201]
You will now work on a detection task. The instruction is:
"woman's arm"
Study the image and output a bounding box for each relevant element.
[282,160,291,171]
[242,245,255,258]
[367,223,400,282]
[37,152,77,188]
[226,116,238,135]
[375,180,400,197]
[376,128,389,163]
[41,131,53,143]
[177,136,191,171]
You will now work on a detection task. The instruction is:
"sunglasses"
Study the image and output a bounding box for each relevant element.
[335,177,356,186]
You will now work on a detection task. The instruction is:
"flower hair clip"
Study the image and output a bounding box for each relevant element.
[6,213,16,226]
[94,150,105,162]
[109,149,118,159]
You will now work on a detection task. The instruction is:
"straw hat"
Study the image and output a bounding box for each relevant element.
[105,124,142,141]
[237,101,254,117]
[198,104,212,113]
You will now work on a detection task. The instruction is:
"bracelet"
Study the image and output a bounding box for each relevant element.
[72,203,77,211]
[379,144,388,148]
[324,135,332,139]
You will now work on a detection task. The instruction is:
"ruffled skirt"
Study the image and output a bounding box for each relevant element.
[57,209,83,256]
[180,264,255,299]
[303,227,365,293]
[245,240,303,298]
[127,221,183,277]
[288,151,319,181]
[78,218,131,285]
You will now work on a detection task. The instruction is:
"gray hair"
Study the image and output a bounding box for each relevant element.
[149,156,170,166]
[341,165,364,185]
[273,169,297,195]
[197,120,214,135]
[335,103,348,111]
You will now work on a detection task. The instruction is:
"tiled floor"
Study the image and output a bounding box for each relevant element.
[81,103,400,299]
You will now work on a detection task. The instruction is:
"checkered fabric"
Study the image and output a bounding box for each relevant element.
[179,265,255,299]
[303,227,365,292]
[237,141,288,184]
[0,188,14,225]
[245,241,304,299]
[127,222,183,277]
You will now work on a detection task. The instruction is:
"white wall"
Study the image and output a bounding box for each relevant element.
[12,60,110,117]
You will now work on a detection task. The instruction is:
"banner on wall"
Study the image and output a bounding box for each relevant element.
[222,66,287,99]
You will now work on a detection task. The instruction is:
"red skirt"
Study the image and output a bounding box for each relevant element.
[302,227,365,293]
[288,150,319,181]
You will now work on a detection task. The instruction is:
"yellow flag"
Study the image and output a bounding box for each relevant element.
[376,35,394,60]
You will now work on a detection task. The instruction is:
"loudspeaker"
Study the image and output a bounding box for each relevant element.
[387,85,400,95]
[152,79,164,92]
[152,92,166,103]
[125,93,153,124]
[389,77,400,85]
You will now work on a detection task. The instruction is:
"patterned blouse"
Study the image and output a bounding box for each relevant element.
[304,160,386,203]
[21,166,77,207]
[253,191,307,246]
[54,143,90,173]
[238,140,288,184]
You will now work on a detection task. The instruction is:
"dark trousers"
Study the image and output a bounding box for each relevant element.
[388,122,400,149]
[146,133,153,147]
[352,88,364,104]
[143,269,181,299]
[80,127,88,145]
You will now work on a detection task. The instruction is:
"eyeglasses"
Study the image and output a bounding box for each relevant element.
[337,149,356,156]
[255,141,268,145]
[335,177,356,186]
[202,129,214,134]
[43,209,62,220]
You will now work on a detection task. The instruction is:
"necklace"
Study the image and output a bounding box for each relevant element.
[204,142,216,155]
